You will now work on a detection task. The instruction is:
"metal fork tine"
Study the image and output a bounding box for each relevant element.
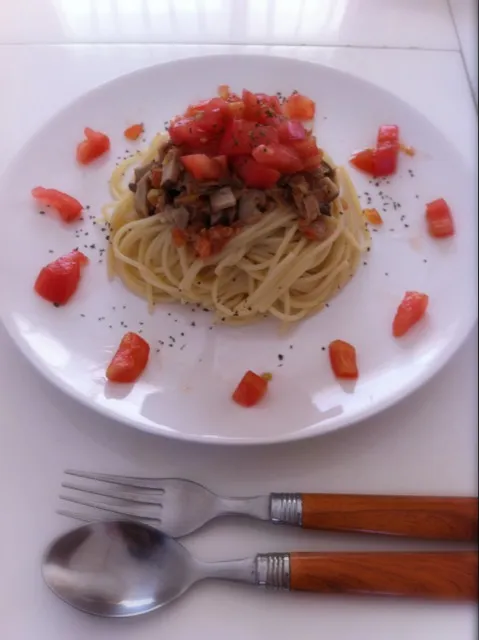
[64,469,164,490]
[57,509,105,524]
[56,509,152,526]
[61,482,163,506]
[59,494,161,522]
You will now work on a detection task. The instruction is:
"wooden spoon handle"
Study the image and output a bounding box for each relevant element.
[300,494,478,541]
[290,552,478,601]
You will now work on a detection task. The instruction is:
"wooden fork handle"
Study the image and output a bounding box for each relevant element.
[299,494,478,541]
[290,552,478,601]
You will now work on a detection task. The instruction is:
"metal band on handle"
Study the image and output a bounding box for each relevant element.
[255,553,290,590]
[270,493,303,526]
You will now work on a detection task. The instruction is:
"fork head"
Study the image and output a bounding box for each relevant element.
[59,471,222,538]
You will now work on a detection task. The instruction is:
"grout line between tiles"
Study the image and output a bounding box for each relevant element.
[446,0,478,109]
[0,41,460,52]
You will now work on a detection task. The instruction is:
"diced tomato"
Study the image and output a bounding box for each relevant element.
[181,137,222,157]
[185,98,231,134]
[181,154,228,181]
[106,332,150,383]
[376,125,399,175]
[300,218,329,241]
[192,226,234,258]
[392,291,429,338]
[233,156,280,189]
[219,120,278,156]
[282,93,315,121]
[168,116,214,151]
[252,143,302,174]
[242,90,282,125]
[426,198,455,238]
[194,235,212,259]
[76,127,110,164]
[364,208,383,225]
[301,154,324,171]
[219,120,252,156]
[232,370,268,407]
[278,120,307,143]
[31,187,83,223]
[217,86,244,114]
[34,250,88,305]
[171,227,187,248]
[291,136,321,159]
[150,167,162,188]
[350,125,400,177]
[349,148,376,175]
[226,101,245,119]
[124,123,144,140]
[328,340,359,380]
[242,89,264,122]
[207,225,235,254]
[377,125,399,149]
[374,144,398,176]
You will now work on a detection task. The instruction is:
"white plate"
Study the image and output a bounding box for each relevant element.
[0,55,475,445]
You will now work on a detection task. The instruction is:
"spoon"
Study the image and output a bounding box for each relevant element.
[42,521,477,617]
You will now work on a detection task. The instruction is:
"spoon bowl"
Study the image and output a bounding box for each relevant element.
[43,521,195,616]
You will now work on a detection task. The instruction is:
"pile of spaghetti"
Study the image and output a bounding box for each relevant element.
[105,87,370,325]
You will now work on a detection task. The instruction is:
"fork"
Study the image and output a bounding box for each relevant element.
[59,470,478,540]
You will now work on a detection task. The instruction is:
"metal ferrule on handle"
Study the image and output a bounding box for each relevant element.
[255,554,291,590]
[270,493,303,526]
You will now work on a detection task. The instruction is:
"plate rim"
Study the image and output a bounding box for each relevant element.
[0,53,477,445]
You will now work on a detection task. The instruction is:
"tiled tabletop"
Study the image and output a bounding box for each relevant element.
[0,2,477,639]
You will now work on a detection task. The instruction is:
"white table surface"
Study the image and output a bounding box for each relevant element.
[0,1,477,639]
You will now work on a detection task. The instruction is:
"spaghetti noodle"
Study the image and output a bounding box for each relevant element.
[105,133,370,326]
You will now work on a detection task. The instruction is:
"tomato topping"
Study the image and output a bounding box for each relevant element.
[168,117,213,151]
[290,136,321,159]
[31,187,83,223]
[392,291,429,338]
[171,227,187,248]
[301,154,324,171]
[34,250,88,305]
[219,120,279,156]
[242,90,282,125]
[374,144,398,176]
[349,125,400,177]
[234,156,280,189]
[277,120,307,143]
[181,154,228,181]
[282,93,315,121]
[186,98,231,134]
[167,88,319,184]
[349,148,376,175]
[426,198,455,238]
[377,125,399,149]
[194,235,211,259]
[328,340,359,380]
[106,332,150,383]
[252,143,303,174]
[364,208,383,225]
[124,123,144,140]
[76,127,110,164]
[226,101,245,119]
[232,370,268,407]
[193,226,235,258]
[150,167,162,188]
